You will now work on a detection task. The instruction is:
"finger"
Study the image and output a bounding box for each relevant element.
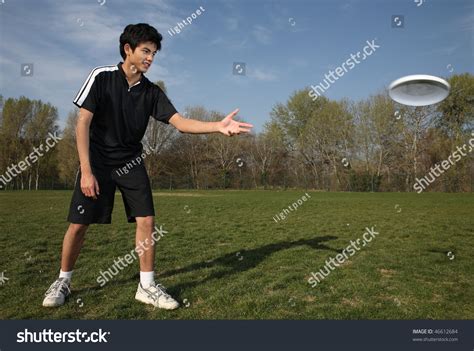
[239,126,253,132]
[92,182,98,200]
[239,122,253,128]
[89,186,96,199]
[227,108,239,119]
[95,179,100,196]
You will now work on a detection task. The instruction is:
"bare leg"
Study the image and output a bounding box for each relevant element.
[60,223,89,272]
[133,216,179,309]
[135,216,155,272]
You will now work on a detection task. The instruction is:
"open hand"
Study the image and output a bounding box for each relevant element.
[218,108,253,137]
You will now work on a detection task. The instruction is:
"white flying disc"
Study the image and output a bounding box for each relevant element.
[388,74,450,106]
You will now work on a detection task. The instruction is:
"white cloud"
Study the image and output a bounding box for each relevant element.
[0,0,187,125]
[288,58,310,69]
[249,68,278,82]
[207,36,248,50]
[339,0,359,12]
[459,12,474,32]
[208,37,225,46]
[420,44,459,57]
[252,25,272,45]
[225,18,239,31]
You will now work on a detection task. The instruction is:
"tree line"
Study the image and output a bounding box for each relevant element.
[0,74,473,191]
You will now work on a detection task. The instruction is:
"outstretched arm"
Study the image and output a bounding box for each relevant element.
[169,108,253,136]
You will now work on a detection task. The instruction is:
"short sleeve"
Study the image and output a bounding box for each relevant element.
[73,69,102,113]
[151,87,178,124]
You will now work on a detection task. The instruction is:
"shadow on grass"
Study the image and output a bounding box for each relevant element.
[427,248,456,261]
[160,235,339,295]
[72,236,339,296]
[427,248,453,255]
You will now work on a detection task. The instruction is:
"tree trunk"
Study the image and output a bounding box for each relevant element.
[35,162,40,190]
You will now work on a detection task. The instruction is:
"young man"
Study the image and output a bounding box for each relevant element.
[42,23,253,310]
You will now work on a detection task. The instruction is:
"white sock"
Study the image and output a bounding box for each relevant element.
[140,271,155,288]
[59,270,73,281]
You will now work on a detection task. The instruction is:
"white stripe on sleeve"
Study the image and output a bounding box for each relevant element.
[73,65,118,106]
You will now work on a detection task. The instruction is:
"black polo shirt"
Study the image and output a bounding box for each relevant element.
[73,62,177,167]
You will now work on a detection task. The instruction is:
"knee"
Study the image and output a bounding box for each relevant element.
[136,216,154,232]
[69,223,88,237]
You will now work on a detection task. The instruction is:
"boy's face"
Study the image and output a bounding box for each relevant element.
[124,41,157,73]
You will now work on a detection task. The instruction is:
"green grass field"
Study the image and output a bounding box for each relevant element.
[0,190,473,319]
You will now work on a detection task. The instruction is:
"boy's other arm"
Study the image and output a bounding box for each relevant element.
[76,108,100,198]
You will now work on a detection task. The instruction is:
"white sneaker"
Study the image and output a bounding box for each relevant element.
[135,282,179,310]
[42,278,71,307]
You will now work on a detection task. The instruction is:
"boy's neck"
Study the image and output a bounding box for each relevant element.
[122,61,142,86]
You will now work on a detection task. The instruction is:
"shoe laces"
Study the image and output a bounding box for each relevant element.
[144,282,173,301]
[45,278,70,298]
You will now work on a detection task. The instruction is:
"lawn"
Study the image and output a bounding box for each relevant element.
[0,190,472,319]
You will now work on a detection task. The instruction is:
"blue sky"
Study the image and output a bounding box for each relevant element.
[0,0,473,132]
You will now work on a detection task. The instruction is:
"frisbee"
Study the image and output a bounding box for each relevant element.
[388,74,450,106]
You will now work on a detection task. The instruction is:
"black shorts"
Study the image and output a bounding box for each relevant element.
[67,162,155,224]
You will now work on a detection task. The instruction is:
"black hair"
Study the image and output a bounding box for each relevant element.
[119,23,163,60]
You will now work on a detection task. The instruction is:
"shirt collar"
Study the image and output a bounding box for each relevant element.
[117,62,145,88]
